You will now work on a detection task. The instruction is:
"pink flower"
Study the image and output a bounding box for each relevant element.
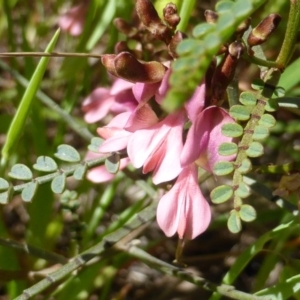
[58,3,88,36]
[181,106,236,172]
[85,151,130,183]
[127,109,186,184]
[156,164,211,239]
[82,79,137,124]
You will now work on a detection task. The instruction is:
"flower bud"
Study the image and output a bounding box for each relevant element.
[236,18,251,35]
[101,54,118,77]
[204,10,218,24]
[136,0,172,43]
[113,18,138,37]
[228,41,245,59]
[102,52,166,83]
[168,31,187,58]
[247,14,281,46]
[163,3,181,29]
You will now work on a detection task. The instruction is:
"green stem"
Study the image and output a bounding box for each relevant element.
[276,0,300,68]
[0,60,94,141]
[14,202,157,300]
[0,52,102,59]
[177,0,196,32]
[0,238,67,264]
[121,245,270,300]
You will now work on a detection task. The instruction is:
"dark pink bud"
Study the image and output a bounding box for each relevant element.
[113,52,166,83]
[136,0,172,44]
[101,54,118,76]
[247,14,281,46]
[236,18,251,35]
[163,3,181,29]
[113,18,138,37]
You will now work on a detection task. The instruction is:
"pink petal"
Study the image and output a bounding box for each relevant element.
[98,130,131,152]
[157,164,211,239]
[110,78,134,95]
[86,151,130,183]
[58,4,86,36]
[184,83,206,123]
[128,110,185,184]
[82,88,114,123]
[132,82,160,102]
[155,69,171,104]
[181,106,235,172]
[124,103,159,132]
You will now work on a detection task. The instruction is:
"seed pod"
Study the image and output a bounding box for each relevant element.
[247,14,281,46]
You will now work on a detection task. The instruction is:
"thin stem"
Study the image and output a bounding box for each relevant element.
[14,202,157,300]
[0,52,103,59]
[177,0,196,32]
[276,0,300,68]
[0,238,67,264]
[120,244,270,300]
[0,60,94,141]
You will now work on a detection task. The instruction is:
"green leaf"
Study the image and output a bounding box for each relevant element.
[246,141,264,157]
[239,204,256,222]
[55,144,81,163]
[88,137,104,153]
[222,123,243,137]
[51,173,66,194]
[279,57,300,92]
[265,99,278,112]
[227,210,242,233]
[259,114,276,128]
[239,92,257,106]
[252,125,269,140]
[21,181,38,202]
[218,142,238,156]
[237,158,252,174]
[33,156,58,172]
[229,105,251,121]
[213,161,234,176]
[251,78,264,90]
[105,153,120,174]
[8,164,33,180]
[235,181,250,198]
[0,189,11,204]
[216,1,234,14]
[1,29,60,167]
[176,39,202,55]
[210,185,233,204]
[161,0,267,112]
[192,23,216,39]
[255,274,300,299]
[0,178,9,191]
[274,86,285,97]
[73,164,88,181]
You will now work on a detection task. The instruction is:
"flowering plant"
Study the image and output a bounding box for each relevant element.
[0,0,300,299]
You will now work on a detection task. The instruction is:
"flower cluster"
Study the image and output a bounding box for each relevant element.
[81,0,236,240]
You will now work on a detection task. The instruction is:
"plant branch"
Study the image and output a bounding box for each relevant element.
[14,202,157,300]
[276,0,300,68]
[0,59,94,141]
[119,244,270,300]
[0,52,103,59]
[0,238,68,264]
